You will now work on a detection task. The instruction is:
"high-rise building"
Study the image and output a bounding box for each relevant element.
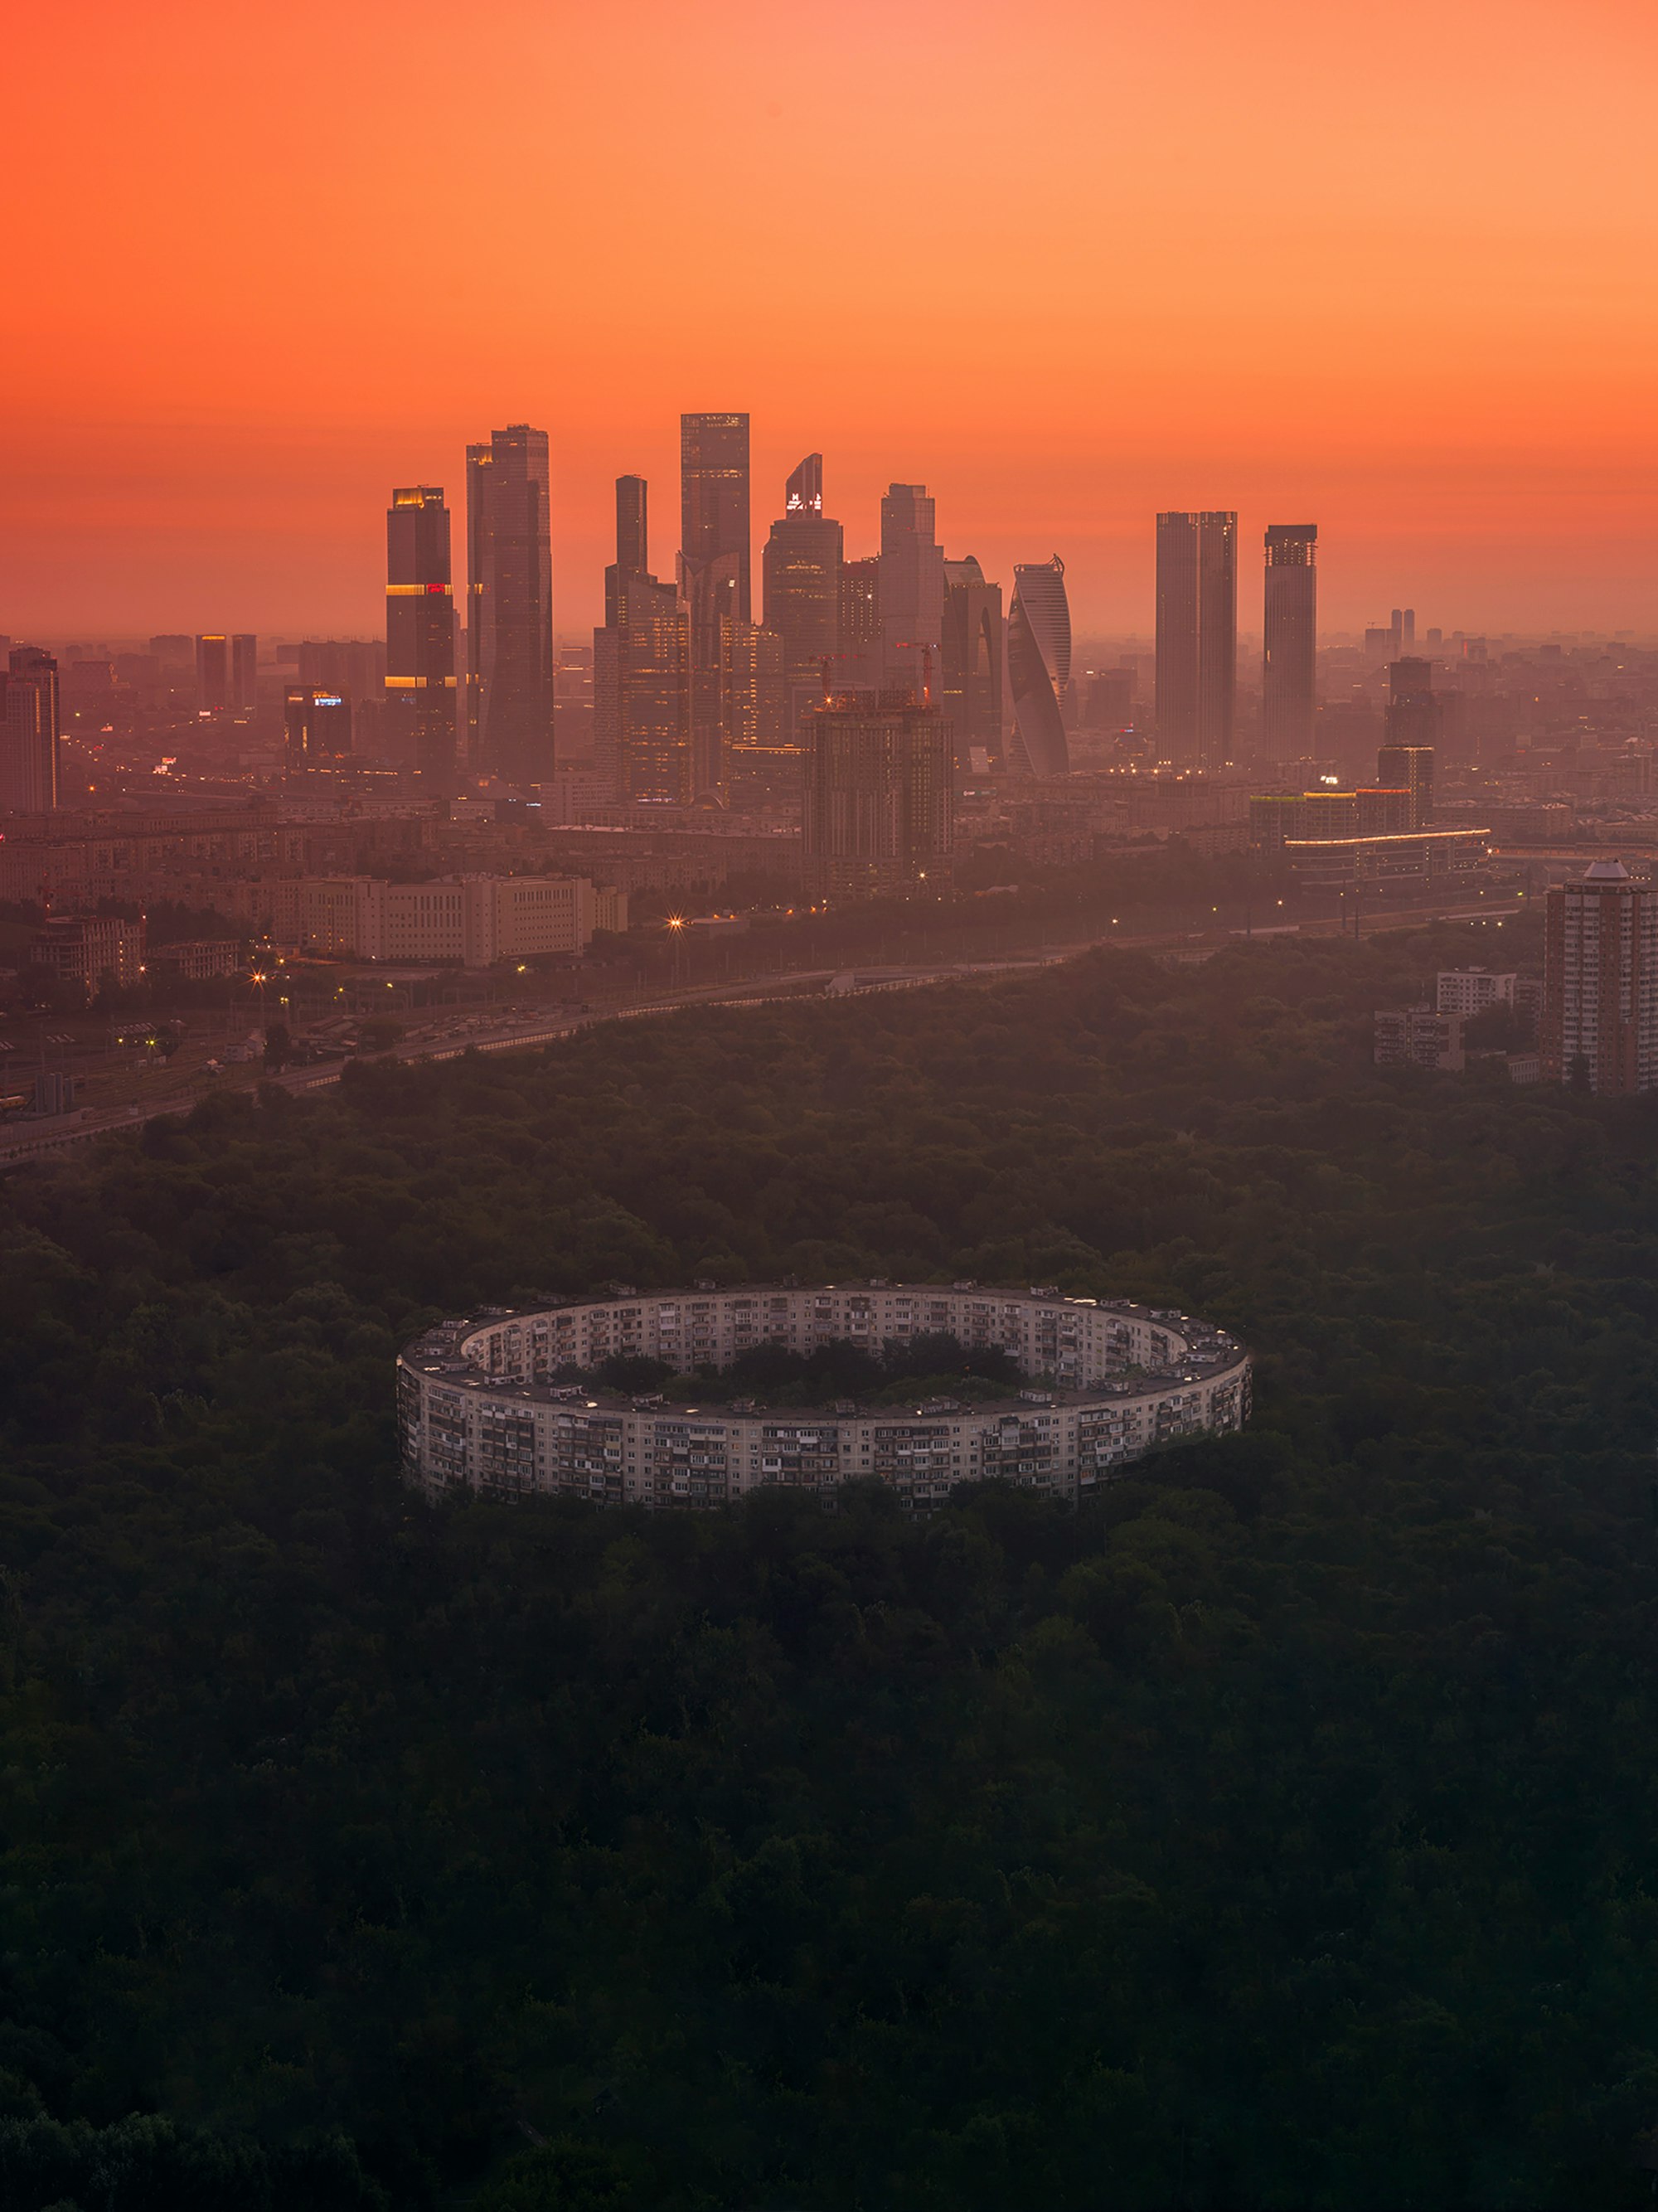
[1375,738,1434,829]
[466,424,554,784]
[1385,657,1437,747]
[608,474,649,624]
[593,475,691,803]
[1084,668,1135,730]
[680,413,749,798]
[0,648,61,813]
[1156,511,1237,767]
[385,485,458,785]
[1262,525,1316,758]
[940,557,1002,770]
[880,484,944,696]
[230,633,258,713]
[1006,558,1071,779]
[802,691,954,901]
[196,633,230,712]
[284,686,353,774]
[837,557,881,692]
[720,618,788,757]
[1543,859,1658,1093]
[680,412,750,620]
[762,454,843,734]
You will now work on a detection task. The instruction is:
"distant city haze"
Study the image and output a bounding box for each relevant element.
[5,0,1656,635]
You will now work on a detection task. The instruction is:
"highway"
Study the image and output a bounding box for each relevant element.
[0,894,1528,1171]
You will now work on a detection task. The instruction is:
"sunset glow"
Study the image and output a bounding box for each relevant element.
[6,0,1656,633]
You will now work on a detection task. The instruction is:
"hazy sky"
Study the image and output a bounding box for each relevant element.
[5,0,1656,639]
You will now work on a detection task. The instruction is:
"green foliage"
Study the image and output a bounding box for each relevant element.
[2,917,1658,2207]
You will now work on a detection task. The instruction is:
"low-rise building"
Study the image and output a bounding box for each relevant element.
[220,873,625,967]
[1437,967,1517,1016]
[1374,1005,1465,1071]
[29,913,145,994]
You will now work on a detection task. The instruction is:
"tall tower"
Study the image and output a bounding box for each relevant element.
[1006,558,1071,779]
[466,424,554,784]
[837,558,881,692]
[1262,524,1317,758]
[1544,859,1658,1093]
[1156,511,1236,768]
[195,633,229,713]
[880,484,944,696]
[680,412,750,797]
[386,485,458,785]
[594,473,691,803]
[0,648,61,813]
[940,557,1002,769]
[762,453,842,734]
[230,633,258,713]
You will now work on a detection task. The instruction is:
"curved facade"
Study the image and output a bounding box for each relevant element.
[398,1281,1250,1512]
[1007,557,1072,779]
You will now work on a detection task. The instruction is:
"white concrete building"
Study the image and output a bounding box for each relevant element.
[225,873,625,966]
[397,1282,1252,1512]
[1437,968,1517,1016]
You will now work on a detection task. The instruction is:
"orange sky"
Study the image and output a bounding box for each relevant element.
[4,0,1656,639]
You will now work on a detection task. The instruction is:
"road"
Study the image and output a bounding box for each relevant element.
[0,896,1527,1170]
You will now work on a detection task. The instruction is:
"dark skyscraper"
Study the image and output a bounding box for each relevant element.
[837,557,881,692]
[1263,524,1317,757]
[0,648,61,813]
[802,693,954,901]
[196,633,229,713]
[284,685,353,774]
[1379,658,1437,827]
[608,474,648,624]
[940,556,1003,769]
[466,423,554,784]
[1006,557,1072,779]
[385,485,458,785]
[1156,511,1237,768]
[762,453,842,733]
[880,483,944,696]
[231,633,258,713]
[594,473,691,803]
[680,412,750,795]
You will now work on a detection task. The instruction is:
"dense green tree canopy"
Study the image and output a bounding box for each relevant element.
[2,919,1658,2207]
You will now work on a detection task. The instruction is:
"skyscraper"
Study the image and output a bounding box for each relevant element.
[837,558,881,692]
[1384,656,1437,748]
[762,454,842,733]
[0,648,61,813]
[608,474,648,623]
[939,557,1003,770]
[594,474,691,803]
[466,424,554,784]
[385,486,458,785]
[284,686,353,774]
[880,484,944,696]
[230,633,258,713]
[1156,511,1237,767]
[196,633,229,713]
[802,692,954,900]
[1263,525,1316,758]
[679,413,750,796]
[1543,859,1658,1093]
[1006,558,1071,779]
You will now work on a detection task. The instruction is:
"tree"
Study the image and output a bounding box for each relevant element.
[263,1021,292,1070]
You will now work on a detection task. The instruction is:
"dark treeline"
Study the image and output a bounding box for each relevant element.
[4,919,1658,2207]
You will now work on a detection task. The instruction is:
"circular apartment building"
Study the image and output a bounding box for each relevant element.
[398,1282,1250,1511]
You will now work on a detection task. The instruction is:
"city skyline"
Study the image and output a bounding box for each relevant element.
[6,1,1656,638]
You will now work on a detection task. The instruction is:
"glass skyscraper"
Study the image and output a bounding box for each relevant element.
[466,424,554,785]
[1156,511,1237,769]
[1262,524,1317,759]
[1006,558,1071,779]
[386,485,458,787]
[762,453,842,734]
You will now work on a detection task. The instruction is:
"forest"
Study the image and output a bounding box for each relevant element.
[4,914,1658,2208]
